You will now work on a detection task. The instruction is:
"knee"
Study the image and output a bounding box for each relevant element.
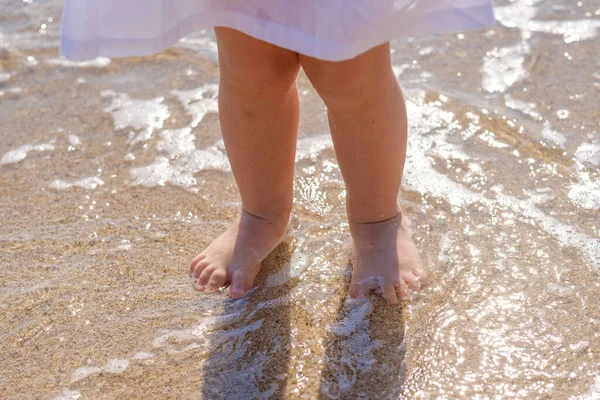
[220,56,300,97]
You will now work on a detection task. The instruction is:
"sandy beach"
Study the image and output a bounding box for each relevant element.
[1,0,600,398]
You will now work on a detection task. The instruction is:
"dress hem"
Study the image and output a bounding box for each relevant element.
[60,4,495,62]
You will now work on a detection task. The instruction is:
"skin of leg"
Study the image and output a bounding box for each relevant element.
[189,28,301,298]
[300,44,427,304]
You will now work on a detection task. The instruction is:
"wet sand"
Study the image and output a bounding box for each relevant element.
[1,0,600,398]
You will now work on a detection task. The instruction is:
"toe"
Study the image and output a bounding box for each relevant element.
[205,269,228,293]
[228,270,253,299]
[192,260,210,280]
[403,273,421,292]
[382,284,400,305]
[414,266,429,286]
[395,279,411,301]
[189,253,206,274]
[193,280,205,292]
[196,266,214,291]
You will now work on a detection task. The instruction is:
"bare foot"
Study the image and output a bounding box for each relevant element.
[348,214,427,304]
[189,210,289,299]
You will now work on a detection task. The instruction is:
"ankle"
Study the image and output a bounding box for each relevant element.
[349,213,402,226]
[241,207,292,227]
[346,206,402,225]
[348,212,404,252]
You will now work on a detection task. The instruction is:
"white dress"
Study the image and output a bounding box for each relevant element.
[60,0,494,62]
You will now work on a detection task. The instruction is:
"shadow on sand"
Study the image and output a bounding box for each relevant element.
[200,242,294,399]
[317,262,408,399]
[199,244,407,399]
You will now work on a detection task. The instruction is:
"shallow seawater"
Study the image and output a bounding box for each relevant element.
[1,0,599,399]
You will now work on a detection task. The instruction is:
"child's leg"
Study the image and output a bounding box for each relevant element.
[300,44,427,304]
[190,28,301,298]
